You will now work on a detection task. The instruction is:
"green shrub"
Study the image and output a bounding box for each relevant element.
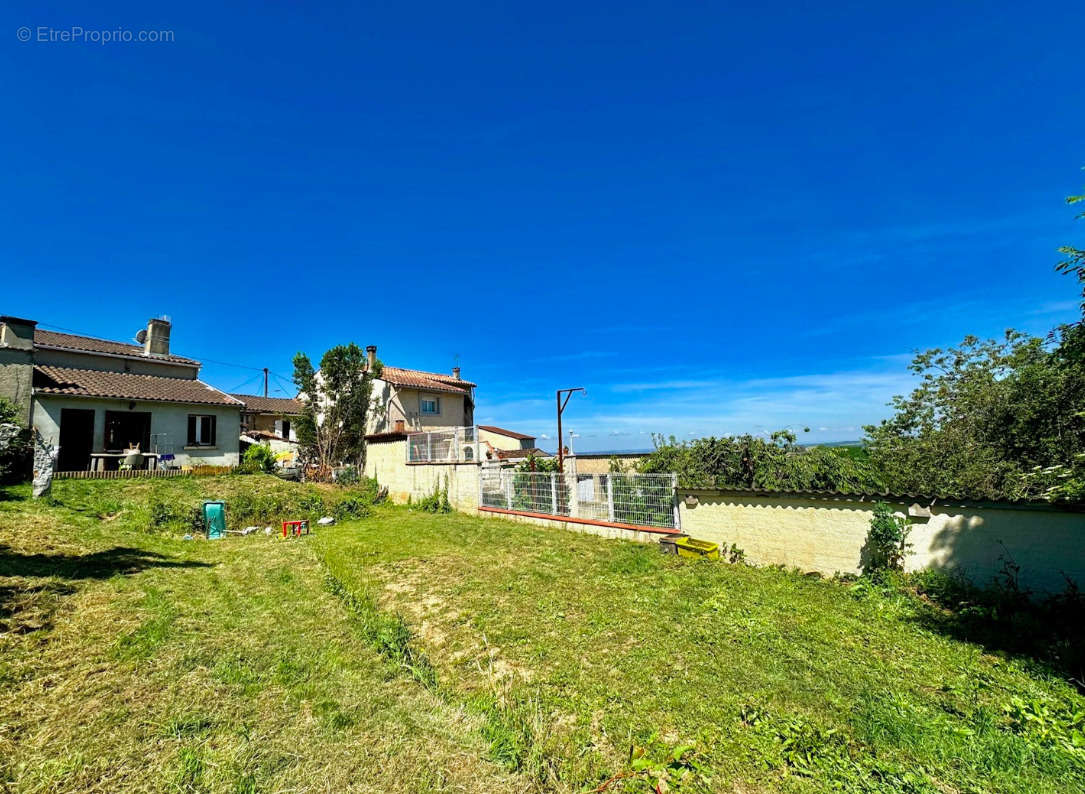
[335,466,360,486]
[861,502,911,576]
[241,444,277,474]
[0,398,30,484]
[415,479,451,513]
[330,494,371,520]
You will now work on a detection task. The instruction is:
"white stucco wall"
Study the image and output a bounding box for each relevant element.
[678,490,1085,595]
[365,438,479,507]
[33,396,240,468]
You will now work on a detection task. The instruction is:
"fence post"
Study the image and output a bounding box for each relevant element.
[505,470,513,510]
[671,473,680,530]
[550,472,558,515]
[568,471,578,519]
[606,475,615,522]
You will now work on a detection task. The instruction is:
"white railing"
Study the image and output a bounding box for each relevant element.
[479,469,679,530]
[406,426,481,463]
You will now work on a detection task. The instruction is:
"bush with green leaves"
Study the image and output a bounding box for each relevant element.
[415,479,451,513]
[639,430,883,494]
[241,443,278,474]
[329,493,371,520]
[335,465,360,486]
[0,397,31,484]
[861,502,911,576]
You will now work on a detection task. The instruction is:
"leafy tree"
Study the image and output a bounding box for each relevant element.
[1056,180,1085,319]
[864,330,1085,501]
[292,343,381,477]
[639,430,883,493]
[864,181,1085,503]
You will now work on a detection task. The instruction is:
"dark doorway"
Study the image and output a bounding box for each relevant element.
[57,409,95,471]
[103,411,151,452]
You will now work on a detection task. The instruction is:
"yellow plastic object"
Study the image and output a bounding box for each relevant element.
[674,537,720,560]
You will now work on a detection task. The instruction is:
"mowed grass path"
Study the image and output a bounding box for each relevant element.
[316,509,1085,793]
[2,478,1083,793]
[0,484,521,793]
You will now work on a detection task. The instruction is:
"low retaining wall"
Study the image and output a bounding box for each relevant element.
[477,506,676,545]
[365,438,479,508]
[678,489,1085,594]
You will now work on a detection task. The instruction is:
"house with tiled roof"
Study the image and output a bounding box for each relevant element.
[477,425,539,454]
[364,345,476,436]
[0,315,242,471]
[231,393,304,441]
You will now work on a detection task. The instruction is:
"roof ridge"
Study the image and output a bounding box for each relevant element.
[380,364,477,387]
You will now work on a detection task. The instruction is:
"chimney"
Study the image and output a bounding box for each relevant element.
[144,317,171,357]
[0,316,36,426]
[366,345,377,370]
[0,315,36,353]
[452,366,461,380]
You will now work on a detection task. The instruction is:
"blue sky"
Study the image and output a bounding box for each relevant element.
[3,1,1082,452]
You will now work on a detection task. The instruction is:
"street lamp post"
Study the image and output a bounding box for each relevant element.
[556,387,584,472]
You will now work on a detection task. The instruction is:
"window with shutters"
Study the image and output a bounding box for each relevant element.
[187,414,217,447]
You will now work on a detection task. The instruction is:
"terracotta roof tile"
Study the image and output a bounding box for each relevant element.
[478,425,535,441]
[378,366,475,394]
[33,365,242,407]
[231,394,305,414]
[34,329,199,366]
[496,447,552,459]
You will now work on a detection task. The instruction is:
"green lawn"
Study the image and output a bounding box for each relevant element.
[2,476,1082,793]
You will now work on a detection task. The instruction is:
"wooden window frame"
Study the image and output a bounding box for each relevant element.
[187,414,217,447]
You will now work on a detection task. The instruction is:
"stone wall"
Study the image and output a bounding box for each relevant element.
[0,350,33,427]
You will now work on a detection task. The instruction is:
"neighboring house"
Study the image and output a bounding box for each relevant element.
[232,393,303,442]
[233,393,304,464]
[478,425,537,451]
[364,345,476,434]
[476,425,551,463]
[493,447,552,464]
[0,315,242,471]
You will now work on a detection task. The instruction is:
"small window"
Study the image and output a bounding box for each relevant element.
[187,414,217,447]
[420,397,440,415]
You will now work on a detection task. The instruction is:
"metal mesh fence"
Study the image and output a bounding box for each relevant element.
[406,426,480,463]
[479,469,679,530]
